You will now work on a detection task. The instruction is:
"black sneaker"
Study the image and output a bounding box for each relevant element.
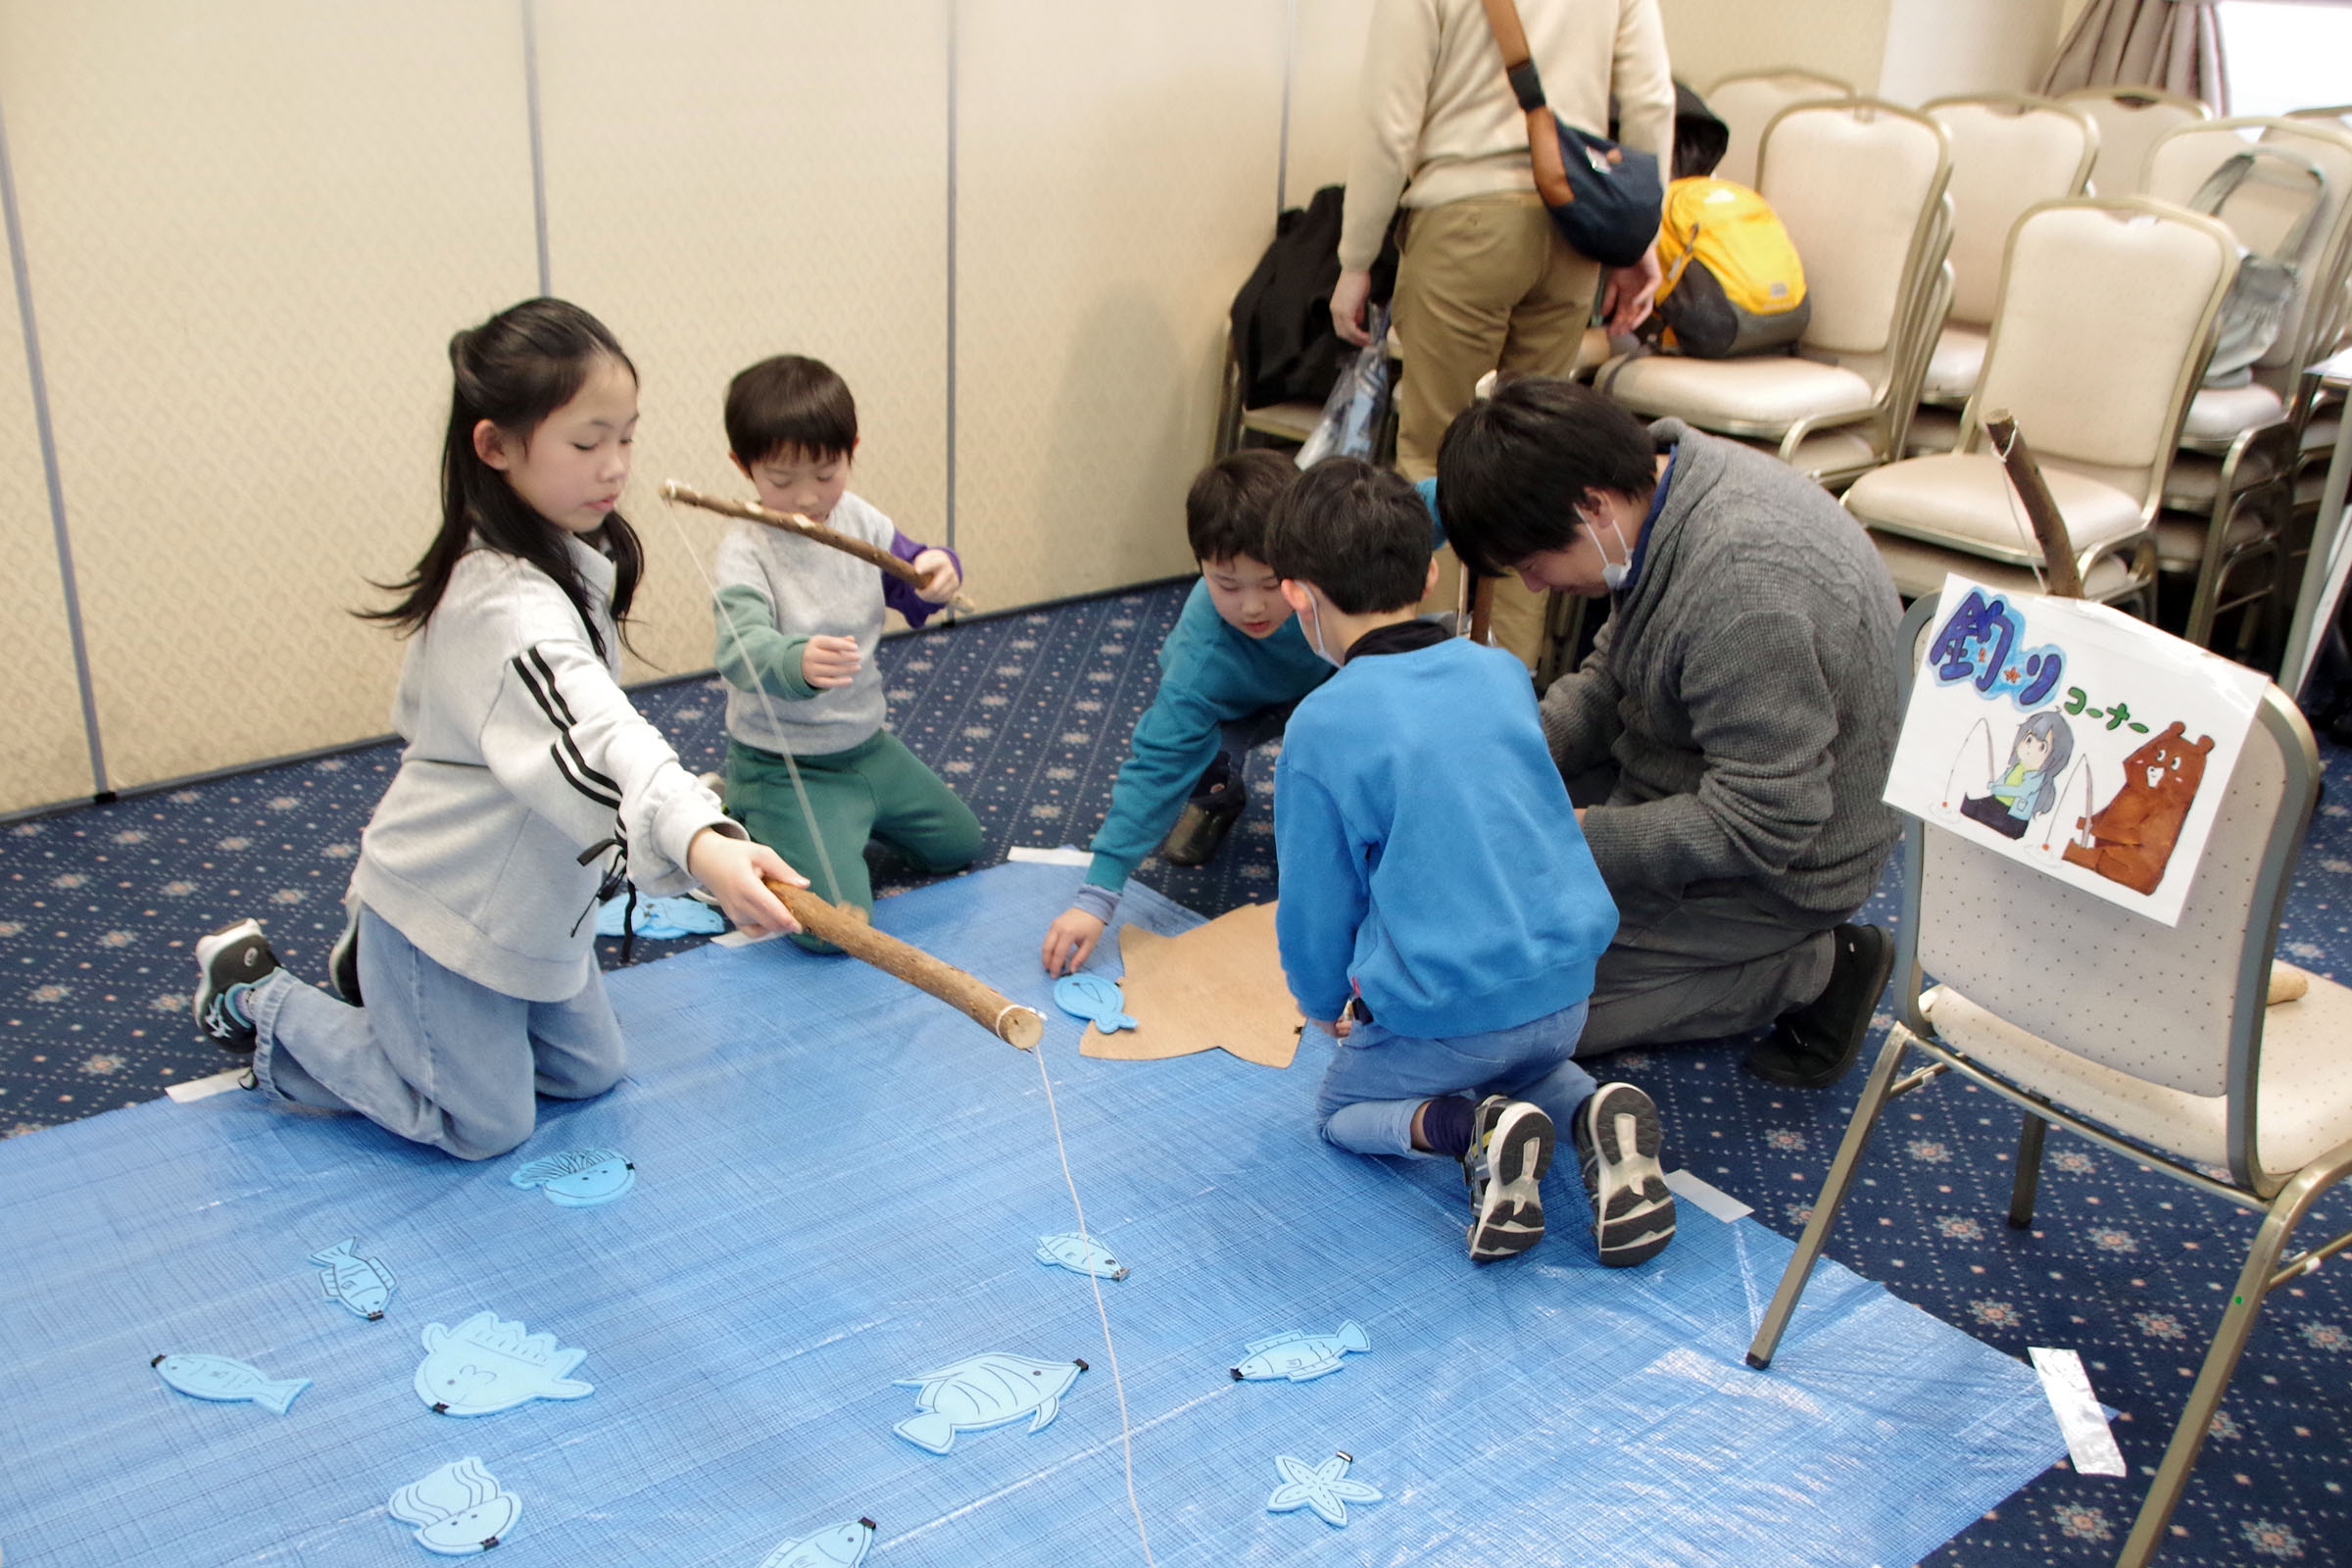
[1465,1100,1553,1263]
[1744,923,1895,1089]
[1159,758,1247,866]
[1574,1083,1677,1267]
[327,901,363,1006]
[193,918,281,1053]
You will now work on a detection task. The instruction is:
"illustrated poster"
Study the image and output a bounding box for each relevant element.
[1882,574,2267,926]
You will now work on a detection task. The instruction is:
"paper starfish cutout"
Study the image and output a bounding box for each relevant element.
[1265,1451,1383,1527]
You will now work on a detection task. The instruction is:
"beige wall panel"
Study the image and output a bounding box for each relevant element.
[957,0,1289,605]
[0,276,91,813]
[534,0,950,681]
[1662,0,1893,98]
[1287,0,1377,202]
[1878,0,2060,105]
[0,2,539,791]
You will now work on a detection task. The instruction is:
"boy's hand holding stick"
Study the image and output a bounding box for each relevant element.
[662,480,978,614]
[760,875,1047,1051]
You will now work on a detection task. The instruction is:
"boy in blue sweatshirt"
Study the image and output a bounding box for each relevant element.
[1040,451,1332,976]
[1264,456,1675,1266]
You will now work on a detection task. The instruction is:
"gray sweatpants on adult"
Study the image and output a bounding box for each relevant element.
[246,906,625,1160]
[1573,883,1838,1056]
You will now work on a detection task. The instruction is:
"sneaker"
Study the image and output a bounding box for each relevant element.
[1160,757,1247,866]
[193,918,281,1053]
[1465,1100,1553,1263]
[1744,923,1895,1089]
[1574,1083,1677,1267]
[1459,1094,1511,1196]
[327,901,363,1005]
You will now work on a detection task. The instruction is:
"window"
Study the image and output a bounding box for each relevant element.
[2217,1,2352,117]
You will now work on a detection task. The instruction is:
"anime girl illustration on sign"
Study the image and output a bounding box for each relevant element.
[1958,710,2077,842]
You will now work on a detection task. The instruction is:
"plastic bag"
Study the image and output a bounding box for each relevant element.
[1295,306,1390,467]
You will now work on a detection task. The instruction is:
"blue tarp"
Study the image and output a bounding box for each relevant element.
[0,863,2064,1566]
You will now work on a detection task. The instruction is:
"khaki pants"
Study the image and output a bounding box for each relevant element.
[1393,192,1598,667]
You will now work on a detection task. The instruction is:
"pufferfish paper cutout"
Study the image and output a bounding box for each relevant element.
[508,1148,635,1206]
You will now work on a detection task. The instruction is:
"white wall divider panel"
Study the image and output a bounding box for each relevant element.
[0,1,541,793]
[1284,0,1378,209]
[531,0,951,682]
[1666,0,1894,103]
[956,0,1288,609]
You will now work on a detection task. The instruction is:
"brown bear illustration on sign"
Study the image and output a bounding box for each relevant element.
[2061,722,2216,896]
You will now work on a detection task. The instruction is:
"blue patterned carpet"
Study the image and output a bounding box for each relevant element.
[3,578,2348,1565]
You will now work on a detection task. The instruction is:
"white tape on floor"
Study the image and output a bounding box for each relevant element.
[1006,845,1093,866]
[2029,1346,2128,1477]
[165,1068,249,1103]
[1665,1167,1754,1222]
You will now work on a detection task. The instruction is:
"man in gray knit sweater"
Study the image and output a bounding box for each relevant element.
[1435,378,1902,1086]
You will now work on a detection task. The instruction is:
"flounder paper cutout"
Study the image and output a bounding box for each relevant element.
[1036,1231,1128,1280]
[892,1352,1087,1453]
[151,1352,309,1414]
[1230,1321,1369,1383]
[311,1237,397,1320]
[1092,903,1298,1067]
[1266,1451,1384,1528]
[1053,973,1137,1034]
[387,1456,522,1556]
[757,1518,877,1568]
[414,1312,593,1416]
[509,1148,635,1206]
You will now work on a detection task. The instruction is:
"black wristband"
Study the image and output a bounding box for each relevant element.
[1506,60,1546,112]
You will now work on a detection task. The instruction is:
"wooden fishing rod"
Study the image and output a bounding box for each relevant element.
[662,480,978,614]
[763,877,1046,1051]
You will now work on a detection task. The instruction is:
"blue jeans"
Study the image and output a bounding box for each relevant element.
[247,906,626,1160]
[1312,1000,1596,1158]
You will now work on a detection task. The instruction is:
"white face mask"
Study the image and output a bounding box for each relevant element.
[1299,590,1345,668]
[1584,505,1636,592]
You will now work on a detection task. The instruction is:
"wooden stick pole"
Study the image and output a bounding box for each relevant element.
[1982,412,2084,600]
[765,878,1045,1051]
[662,480,978,613]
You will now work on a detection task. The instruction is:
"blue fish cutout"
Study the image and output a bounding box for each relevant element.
[758,1518,877,1568]
[509,1148,635,1206]
[1053,973,1137,1034]
[151,1352,309,1414]
[1035,1231,1128,1281]
[1266,1451,1384,1528]
[311,1237,397,1320]
[388,1456,523,1556]
[1230,1320,1370,1383]
[893,1352,1087,1453]
[414,1311,593,1416]
[594,894,728,939]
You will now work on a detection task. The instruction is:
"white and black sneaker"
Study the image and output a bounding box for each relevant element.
[193,918,281,1053]
[1574,1082,1677,1267]
[1465,1099,1553,1263]
[327,898,363,1005]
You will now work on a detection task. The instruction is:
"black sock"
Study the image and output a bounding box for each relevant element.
[1419,1095,1477,1157]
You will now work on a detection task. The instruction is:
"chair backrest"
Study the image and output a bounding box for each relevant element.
[1757,99,1951,389]
[1897,597,2318,1180]
[1961,199,2235,511]
[1925,96,2098,328]
[1706,69,1852,189]
[2144,118,2352,386]
[2059,85,2210,194]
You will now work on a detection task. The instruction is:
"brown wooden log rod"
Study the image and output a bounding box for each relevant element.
[762,878,1046,1051]
[662,480,979,614]
[1982,411,2084,600]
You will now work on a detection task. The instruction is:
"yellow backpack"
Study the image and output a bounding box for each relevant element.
[1651,177,1810,358]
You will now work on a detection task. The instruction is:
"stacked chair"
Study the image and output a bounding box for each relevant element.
[1704,69,1852,190]
[1595,99,1952,489]
[2059,84,2212,195]
[2140,117,2352,648]
[1906,97,2099,457]
[1842,197,2237,607]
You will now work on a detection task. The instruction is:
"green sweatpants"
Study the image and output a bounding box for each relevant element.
[724,730,983,952]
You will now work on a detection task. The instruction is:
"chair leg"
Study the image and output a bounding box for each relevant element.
[2113,1152,2350,1568]
[1746,1026,1915,1370]
[2008,1113,2048,1229]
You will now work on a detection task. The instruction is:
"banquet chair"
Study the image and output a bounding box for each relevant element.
[2060,84,2211,195]
[1705,69,1851,190]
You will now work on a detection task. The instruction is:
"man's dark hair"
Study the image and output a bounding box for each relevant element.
[1262,456,1431,614]
[1185,449,1298,564]
[725,355,858,465]
[1435,376,1658,577]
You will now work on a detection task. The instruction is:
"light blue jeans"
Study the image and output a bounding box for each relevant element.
[247,906,625,1161]
[1312,999,1596,1158]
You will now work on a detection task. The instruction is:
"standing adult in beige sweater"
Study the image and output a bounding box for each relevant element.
[1332,0,1673,664]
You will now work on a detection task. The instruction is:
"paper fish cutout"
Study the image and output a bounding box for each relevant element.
[1090,903,1299,1068]
[414,1311,593,1416]
[594,894,728,940]
[892,1352,1087,1453]
[1230,1321,1369,1383]
[1036,1232,1128,1281]
[387,1456,523,1556]
[509,1148,635,1206]
[1053,973,1137,1034]
[757,1518,877,1568]
[1266,1451,1384,1528]
[151,1352,309,1414]
[311,1238,397,1320]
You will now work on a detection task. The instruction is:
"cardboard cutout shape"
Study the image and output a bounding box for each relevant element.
[1082,902,1299,1068]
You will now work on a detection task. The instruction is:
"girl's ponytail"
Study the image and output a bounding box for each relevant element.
[365,298,642,660]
